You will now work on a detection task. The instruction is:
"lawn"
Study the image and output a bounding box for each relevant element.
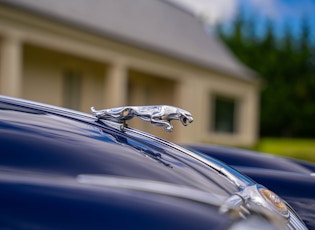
[254,138,315,162]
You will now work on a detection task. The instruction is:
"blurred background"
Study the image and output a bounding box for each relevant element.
[187,0,315,161]
[0,0,314,161]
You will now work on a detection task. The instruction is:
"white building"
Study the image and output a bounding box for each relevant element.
[0,0,261,146]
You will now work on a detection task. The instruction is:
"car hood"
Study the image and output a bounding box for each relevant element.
[0,96,309,229]
[0,97,244,201]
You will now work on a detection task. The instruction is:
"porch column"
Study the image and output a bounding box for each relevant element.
[104,60,128,107]
[174,78,201,143]
[0,33,23,97]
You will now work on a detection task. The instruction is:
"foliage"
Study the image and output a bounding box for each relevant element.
[216,13,315,137]
[254,138,315,162]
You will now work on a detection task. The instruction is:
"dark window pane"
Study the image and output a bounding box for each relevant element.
[213,96,236,133]
[63,70,81,110]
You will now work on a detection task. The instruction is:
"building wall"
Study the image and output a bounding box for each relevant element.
[0,5,260,146]
[128,69,177,140]
[23,44,106,111]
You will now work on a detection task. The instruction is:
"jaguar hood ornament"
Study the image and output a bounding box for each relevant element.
[91,105,193,132]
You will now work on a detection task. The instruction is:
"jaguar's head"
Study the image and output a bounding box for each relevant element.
[178,109,194,126]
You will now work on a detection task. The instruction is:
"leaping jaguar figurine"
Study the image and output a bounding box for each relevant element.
[91,105,193,132]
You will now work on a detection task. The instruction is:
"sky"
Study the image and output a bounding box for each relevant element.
[165,0,315,38]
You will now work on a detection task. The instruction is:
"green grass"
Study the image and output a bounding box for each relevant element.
[254,138,315,162]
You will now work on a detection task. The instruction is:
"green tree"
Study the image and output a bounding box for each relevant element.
[217,12,315,137]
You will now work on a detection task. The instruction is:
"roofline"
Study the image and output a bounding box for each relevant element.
[0,1,260,84]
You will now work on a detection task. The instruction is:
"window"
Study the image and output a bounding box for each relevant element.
[63,70,82,110]
[212,95,237,134]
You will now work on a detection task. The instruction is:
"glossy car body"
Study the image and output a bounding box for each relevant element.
[185,144,315,229]
[0,95,308,229]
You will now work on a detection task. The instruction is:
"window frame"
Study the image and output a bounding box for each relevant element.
[210,93,240,135]
[62,69,82,110]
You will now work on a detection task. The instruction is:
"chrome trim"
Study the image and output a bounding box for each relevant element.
[219,194,246,217]
[124,127,253,189]
[238,185,289,218]
[288,210,308,230]
[0,95,90,119]
[236,185,308,229]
